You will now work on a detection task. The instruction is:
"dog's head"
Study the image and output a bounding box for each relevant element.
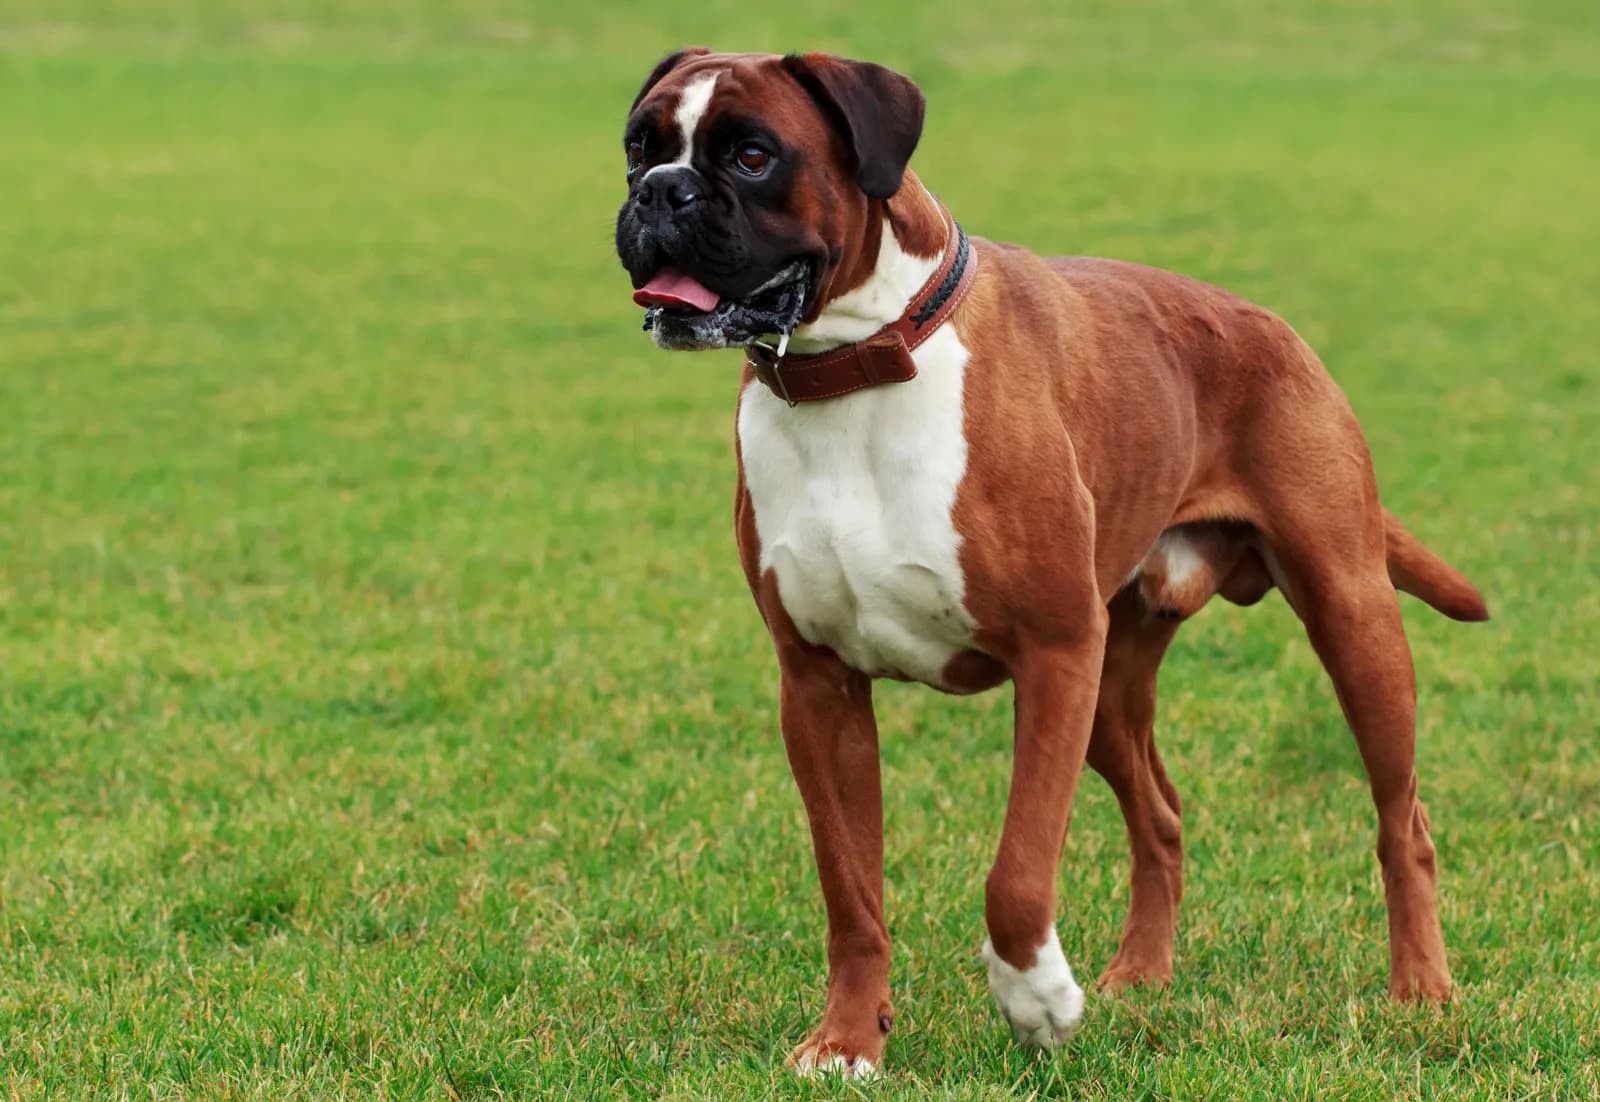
[615,49,926,350]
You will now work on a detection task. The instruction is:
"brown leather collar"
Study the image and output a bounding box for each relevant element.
[746,213,977,405]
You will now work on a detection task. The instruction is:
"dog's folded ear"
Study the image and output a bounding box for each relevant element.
[631,47,713,111]
[783,53,926,200]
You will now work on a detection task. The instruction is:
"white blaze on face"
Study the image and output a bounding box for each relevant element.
[673,72,719,157]
[642,71,720,180]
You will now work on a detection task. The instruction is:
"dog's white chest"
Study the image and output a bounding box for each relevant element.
[737,327,975,687]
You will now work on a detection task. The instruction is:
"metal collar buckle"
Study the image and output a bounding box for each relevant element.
[748,331,795,407]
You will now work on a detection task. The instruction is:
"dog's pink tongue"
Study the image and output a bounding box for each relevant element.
[633,267,721,312]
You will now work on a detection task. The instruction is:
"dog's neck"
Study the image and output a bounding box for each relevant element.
[788,172,949,354]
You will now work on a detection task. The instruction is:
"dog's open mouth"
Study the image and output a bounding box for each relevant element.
[634,262,810,351]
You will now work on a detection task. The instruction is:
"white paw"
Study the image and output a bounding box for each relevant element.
[791,1049,879,1080]
[982,928,1085,1049]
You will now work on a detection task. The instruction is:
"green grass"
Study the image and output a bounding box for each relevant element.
[2,1,1598,1097]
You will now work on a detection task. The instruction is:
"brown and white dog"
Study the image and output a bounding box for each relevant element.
[615,48,1488,1077]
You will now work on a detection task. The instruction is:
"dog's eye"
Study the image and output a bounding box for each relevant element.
[626,137,646,172]
[734,145,771,175]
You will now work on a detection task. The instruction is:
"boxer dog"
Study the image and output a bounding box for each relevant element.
[615,48,1487,1077]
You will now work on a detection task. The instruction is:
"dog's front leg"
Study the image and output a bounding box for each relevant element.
[982,616,1109,1048]
[776,644,891,1079]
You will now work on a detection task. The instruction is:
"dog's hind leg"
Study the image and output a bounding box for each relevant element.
[1087,587,1185,992]
[1252,442,1453,1001]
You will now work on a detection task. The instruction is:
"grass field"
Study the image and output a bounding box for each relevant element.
[3,1,1599,1097]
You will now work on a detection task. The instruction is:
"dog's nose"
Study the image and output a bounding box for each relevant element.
[636,166,702,211]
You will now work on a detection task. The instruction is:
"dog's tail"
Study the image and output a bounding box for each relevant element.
[1384,509,1490,622]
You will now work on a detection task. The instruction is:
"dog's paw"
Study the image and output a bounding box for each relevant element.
[1096,953,1173,995]
[1389,967,1452,1004]
[982,929,1085,1049]
[788,1036,880,1080]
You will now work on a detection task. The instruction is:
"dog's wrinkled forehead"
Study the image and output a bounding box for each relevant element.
[634,64,723,166]
[628,51,835,169]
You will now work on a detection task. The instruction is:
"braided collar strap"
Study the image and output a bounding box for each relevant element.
[746,212,978,405]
